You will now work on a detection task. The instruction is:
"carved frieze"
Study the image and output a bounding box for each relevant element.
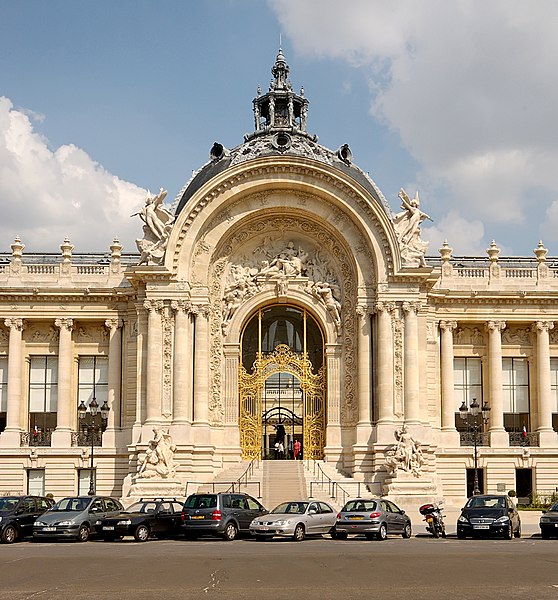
[27,324,59,343]
[502,326,532,345]
[455,326,485,346]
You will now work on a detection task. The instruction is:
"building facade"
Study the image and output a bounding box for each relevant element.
[1,51,558,505]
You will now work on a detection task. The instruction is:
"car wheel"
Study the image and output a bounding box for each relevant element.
[504,525,513,540]
[77,524,90,543]
[514,524,521,539]
[222,522,238,541]
[134,524,150,542]
[457,531,466,540]
[402,523,412,539]
[1,524,17,544]
[292,524,305,542]
[376,523,387,541]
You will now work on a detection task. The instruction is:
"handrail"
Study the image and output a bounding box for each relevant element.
[184,479,261,498]
[225,458,261,496]
[306,462,378,506]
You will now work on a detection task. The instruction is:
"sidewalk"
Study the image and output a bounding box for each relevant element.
[432,507,542,537]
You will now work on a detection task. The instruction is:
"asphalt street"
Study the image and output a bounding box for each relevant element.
[1,524,557,600]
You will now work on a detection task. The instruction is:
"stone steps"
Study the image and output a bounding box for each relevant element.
[262,460,307,509]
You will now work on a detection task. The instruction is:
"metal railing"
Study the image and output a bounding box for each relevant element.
[509,432,539,447]
[71,430,103,447]
[459,431,490,446]
[225,458,260,495]
[20,430,52,447]
[184,459,262,498]
[307,463,359,506]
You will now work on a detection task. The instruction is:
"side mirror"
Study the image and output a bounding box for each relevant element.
[399,510,406,515]
[542,509,547,514]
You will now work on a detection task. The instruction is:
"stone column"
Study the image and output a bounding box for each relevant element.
[324,343,343,458]
[533,321,556,446]
[486,320,508,446]
[104,319,122,433]
[439,320,460,446]
[133,302,148,442]
[375,302,395,424]
[192,304,211,426]
[171,300,192,424]
[52,318,74,447]
[1,318,25,447]
[356,304,372,426]
[402,302,421,424]
[144,300,163,425]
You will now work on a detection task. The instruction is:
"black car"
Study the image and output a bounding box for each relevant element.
[96,498,184,542]
[539,502,558,538]
[0,495,54,544]
[182,492,267,541]
[457,494,521,539]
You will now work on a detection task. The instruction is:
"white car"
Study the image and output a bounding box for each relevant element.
[249,500,337,541]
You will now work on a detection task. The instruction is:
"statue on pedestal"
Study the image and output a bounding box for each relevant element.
[384,425,425,477]
[393,189,431,267]
[137,427,177,479]
[132,189,175,265]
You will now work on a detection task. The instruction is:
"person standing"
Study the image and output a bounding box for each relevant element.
[293,439,301,460]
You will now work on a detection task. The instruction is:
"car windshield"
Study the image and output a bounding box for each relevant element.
[51,497,92,512]
[184,495,217,509]
[549,502,558,512]
[271,502,309,515]
[465,496,506,509]
[0,498,19,512]
[127,502,158,514]
[343,500,378,512]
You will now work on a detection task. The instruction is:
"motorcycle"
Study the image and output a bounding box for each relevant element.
[419,503,446,538]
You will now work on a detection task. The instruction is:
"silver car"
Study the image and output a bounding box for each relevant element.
[250,500,337,541]
[33,496,123,542]
[334,498,412,540]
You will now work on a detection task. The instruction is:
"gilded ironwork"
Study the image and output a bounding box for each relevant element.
[239,344,325,460]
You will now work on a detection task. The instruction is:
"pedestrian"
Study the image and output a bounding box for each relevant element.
[293,439,301,460]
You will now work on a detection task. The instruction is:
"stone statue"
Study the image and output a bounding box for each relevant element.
[260,241,307,276]
[384,425,424,477]
[311,280,341,330]
[133,188,175,265]
[393,189,431,267]
[137,427,177,479]
[221,264,259,333]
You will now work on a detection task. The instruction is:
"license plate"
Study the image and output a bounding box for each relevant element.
[260,526,269,531]
[348,516,364,520]
[191,515,204,519]
[473,525,490,530]
[42,527,56,532]
[103,526,115,531]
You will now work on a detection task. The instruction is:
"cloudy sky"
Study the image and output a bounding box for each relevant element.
[1,0,557,257]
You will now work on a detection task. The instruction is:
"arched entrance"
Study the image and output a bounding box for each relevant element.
[239,305,326,460]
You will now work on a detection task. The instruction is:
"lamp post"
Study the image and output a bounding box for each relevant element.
[459,398,491,495]
[78,398,110,496]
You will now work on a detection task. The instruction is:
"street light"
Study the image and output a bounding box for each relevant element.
[77,398,110,496]
[459,398,490,495]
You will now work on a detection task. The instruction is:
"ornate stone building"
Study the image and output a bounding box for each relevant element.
[1,50,558,505]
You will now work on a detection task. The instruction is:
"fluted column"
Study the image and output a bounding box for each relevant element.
[533,320,556,446]
[104,319,122,431]
[51,318,74,447]
[440,320,458,430]
[487,320,508,446]
[1,318,25,446]
[356,304,372,426]
[375,302,395,423]
[192,304,211,425]
[403,302,421,424]
[144,300,164,424]
[171,300,192,424]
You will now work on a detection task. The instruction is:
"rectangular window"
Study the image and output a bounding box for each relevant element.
[27,469,45,496]
[551,358,558,431]
[454,358,482,429]
[78,469,95,495]
[0,356,7,433]
[29,356,58,433]
[503,358,529,431]
[77,356,108,408]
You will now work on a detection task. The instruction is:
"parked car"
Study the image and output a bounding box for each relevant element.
[0,495,55,544]
[96,498,184,542]
[33,495,124,542]
[249,500,337,541]
[334,498,412,540]
[182,492,267,541]
[539,502,558,538]
[457,494,521,539]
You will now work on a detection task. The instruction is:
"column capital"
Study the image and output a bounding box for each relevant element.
[104,318,123,332]
[4,318,25,332]
[439,320,458,332]
[171,299,193,314]
[374,301,396,315]
[402,301,422,314]
[355,304,373,319]
[486,320,506,333]
[143,299,164,313]
[191,303,211,318]
[54,318,74,332]
[533,320,554,333]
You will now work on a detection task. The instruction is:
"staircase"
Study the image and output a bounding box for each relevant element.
[262,461,308,510]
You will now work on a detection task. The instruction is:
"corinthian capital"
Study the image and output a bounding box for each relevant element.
[171,300,193,314]
[533,320,554,333]
[439,320,458,332]
[191,303,211,318]
[54,318,74,332]
[4,318,25,332]
[104,318,123,332]
[486,320,506,333]
[143,299,164,313]
[356,304,372,320]
[402,301,422,315]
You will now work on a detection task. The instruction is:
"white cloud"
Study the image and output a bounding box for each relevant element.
[270,0,558,253]
[0,96,147,253]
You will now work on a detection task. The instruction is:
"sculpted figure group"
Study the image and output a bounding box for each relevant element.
[133,189,175,265]
[137,427,178,479]
[384,425,425,477]
[393,188,431,267]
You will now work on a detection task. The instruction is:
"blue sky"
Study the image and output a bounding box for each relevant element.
[1,1,558,256]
